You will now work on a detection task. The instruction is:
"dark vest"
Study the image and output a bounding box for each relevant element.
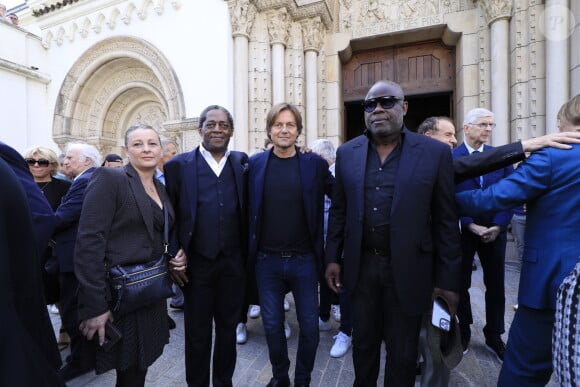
[192,154,242,259]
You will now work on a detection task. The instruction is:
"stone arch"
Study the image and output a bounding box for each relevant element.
[52,35,185,155]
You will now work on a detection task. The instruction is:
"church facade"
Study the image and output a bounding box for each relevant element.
[1,0,578,155]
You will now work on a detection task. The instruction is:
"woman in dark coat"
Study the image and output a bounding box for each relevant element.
[24,146,72,349]
[75,124,186,386]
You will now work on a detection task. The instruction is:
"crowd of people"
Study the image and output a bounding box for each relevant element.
[1,81,580,387]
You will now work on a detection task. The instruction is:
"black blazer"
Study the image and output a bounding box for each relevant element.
[453,141,524,183]
[164,148,248,260]
[74,164,174,321]
[326,130,462,316]
[247,147,334,271]
[0,157,63,385]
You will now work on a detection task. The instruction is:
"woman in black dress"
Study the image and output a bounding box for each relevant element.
[75,124,186,386]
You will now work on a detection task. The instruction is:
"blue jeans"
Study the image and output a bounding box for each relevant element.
[255,252,319,385]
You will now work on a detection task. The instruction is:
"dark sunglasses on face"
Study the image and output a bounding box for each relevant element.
[25,158,50,167]
[362,96,403,113]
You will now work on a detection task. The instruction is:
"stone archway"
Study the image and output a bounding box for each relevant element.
[52,35,186,155]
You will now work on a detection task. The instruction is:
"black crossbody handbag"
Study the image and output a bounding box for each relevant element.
[108,204,175,316]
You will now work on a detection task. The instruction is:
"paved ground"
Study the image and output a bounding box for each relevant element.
[52,239,556,386]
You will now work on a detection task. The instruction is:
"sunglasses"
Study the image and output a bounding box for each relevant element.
[25,158,50,167]
[362,97,403,113]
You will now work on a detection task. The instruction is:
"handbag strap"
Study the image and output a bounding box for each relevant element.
[163,203,169,254]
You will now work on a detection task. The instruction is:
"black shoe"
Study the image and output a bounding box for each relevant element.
[168,315,176,330]
[415,362,423,375]
[266,377,290,387]
[472,262,477,271]
[460,331,470,355]
[485,339,506,363]
[58,364,93,382]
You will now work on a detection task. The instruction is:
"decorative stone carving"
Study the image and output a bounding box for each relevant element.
[267,7,290,45]
[340,0,476,38]
[130,105,167,130]
[253,0,333,29]
[40,0,183,47]
[478,0,513,24]
[230,0,257,38]
[301,17,322,53]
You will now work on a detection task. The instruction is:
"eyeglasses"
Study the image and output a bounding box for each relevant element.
[469,122,496,129]
[362,97,403,113]
[25,158,50,167]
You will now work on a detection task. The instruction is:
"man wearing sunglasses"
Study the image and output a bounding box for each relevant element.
[325,80,462,386]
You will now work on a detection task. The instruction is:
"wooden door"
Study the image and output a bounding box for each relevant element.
[342,40,455,102]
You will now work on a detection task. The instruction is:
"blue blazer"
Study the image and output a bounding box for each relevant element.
[247,147,334,269]
[326,130,462,316]
[456,145,580,310]
[453,143,513,231]
[54,167,96,273]
[164,148,248,258]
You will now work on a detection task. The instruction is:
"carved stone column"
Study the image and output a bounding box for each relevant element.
[302,17,322,145]
[545,0,570,133]
[481,0,512,145]
[229,0,256,152]
[267,8,290,104]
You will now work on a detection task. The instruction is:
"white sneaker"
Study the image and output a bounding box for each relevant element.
[48,304,59,314]
[283,298,290,312]
[248,305,261,319]
[331,305,341,322]
[284,321,291,339]
[236,323,247,344]
[319,317,332,331]
[330,332,352,358]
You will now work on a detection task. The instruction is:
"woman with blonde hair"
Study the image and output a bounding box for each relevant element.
[24,146,71,210]
[75,124,186,386]
[24,146,72,350]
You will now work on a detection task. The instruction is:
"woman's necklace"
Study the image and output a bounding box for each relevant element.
[38,180,51,193]
[144,182,156,194]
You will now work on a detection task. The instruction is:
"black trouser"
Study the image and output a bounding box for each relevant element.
[351,252,422,387]
[318,271,338,321]
[239,263,259,324]
[59,272,95,370]
[183,251,245,387]
[457,231,507,343]
[116,366,147,387]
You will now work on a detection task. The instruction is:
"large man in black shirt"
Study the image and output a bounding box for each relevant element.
[325,80,462,386]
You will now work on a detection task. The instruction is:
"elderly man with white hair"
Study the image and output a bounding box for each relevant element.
[54,142,101,381]
[452,108,514,362]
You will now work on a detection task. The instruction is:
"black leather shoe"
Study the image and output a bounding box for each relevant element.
[460,330,470,355]
[485,339,505,363]
[58,364,93,382]
[266,377,290,387]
